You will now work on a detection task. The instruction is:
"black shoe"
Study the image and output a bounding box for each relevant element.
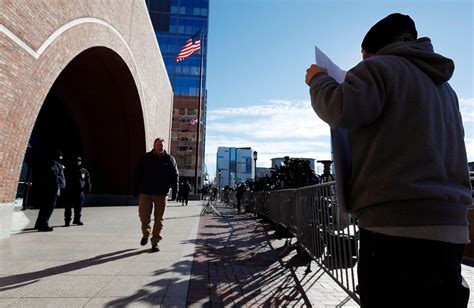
[73,221,84,226]
[65,222,70,227]
[140,237,148,246]
[38,226,54,232]
[151,244,159,252]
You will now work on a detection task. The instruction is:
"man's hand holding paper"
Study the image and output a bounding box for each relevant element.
[305,64,328,85]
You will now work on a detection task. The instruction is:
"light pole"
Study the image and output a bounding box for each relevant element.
[253,150,258,181]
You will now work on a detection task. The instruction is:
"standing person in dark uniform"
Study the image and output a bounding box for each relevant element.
[34,150,66,232]
[64,156,91,226]
[180,179,192,206]
[134,138,179,252]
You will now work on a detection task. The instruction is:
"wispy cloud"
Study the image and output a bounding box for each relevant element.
[466,140,474,162]
[460,98,474,123]
[204,100,332,177]
[460,98,474,162]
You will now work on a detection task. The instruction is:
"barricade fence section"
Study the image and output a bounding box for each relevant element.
[242,182,360,304]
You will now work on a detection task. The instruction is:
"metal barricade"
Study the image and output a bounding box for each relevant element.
[297,183,359,303]
[251,191,266,214]
[246,182,360,304]
[229,191,237,208]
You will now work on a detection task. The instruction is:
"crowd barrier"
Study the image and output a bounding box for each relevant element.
[231,182,360,304]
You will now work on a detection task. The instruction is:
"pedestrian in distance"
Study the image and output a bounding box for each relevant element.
[177,181,183,203]
[180,179,192,206]
[305,13,472,308]
[200,186,208,200]
[236,183,246,214]
[64,156,91,226]
[134,138,179,252]
[211,186,218,202]
[34,150,66,232]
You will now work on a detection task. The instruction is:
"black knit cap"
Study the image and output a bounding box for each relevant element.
[361,13,418,54]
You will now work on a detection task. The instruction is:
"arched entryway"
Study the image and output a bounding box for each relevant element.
[19,47,146,207]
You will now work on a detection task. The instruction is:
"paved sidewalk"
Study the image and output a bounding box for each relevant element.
[1,201,201,307]
[187,204,358,307]
[1,200,474,307]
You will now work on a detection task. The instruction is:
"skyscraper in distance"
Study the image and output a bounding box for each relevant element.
[217,147,255,188]
[146,0,209,192]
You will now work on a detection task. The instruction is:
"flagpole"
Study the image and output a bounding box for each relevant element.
[194,28,204,194]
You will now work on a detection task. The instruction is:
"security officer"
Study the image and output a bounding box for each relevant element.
[34,150,66,232]
[64,156,91,226]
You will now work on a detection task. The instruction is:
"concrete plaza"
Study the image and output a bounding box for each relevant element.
[1,201,474,307]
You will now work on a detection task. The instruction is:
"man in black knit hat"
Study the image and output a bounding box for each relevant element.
[305,13,471,307]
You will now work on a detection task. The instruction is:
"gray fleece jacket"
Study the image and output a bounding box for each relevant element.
[309,37,472,229]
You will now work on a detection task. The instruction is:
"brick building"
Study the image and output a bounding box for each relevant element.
[0,1,173,238]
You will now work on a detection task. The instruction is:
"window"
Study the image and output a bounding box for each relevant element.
[193,8,208,16]
[190,66,199,75]
[178,146,193,152]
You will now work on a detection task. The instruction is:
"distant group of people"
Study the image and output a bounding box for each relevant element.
[34,150,91,232]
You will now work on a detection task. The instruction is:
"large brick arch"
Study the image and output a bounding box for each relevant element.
[0,2,173,238]
[34,46,146,197]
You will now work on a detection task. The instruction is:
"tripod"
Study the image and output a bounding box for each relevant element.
[200,196,221,216]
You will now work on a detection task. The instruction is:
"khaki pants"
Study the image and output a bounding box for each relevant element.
[138,194,166,245]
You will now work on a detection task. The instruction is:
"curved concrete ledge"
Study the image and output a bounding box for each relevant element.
[0,202,15,239]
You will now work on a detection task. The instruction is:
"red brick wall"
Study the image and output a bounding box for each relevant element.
[0,1,172,203]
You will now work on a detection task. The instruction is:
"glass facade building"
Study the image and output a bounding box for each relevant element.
[146,0,209,190]
[216,147,255,189]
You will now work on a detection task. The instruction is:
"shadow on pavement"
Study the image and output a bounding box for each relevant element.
[0,249,147,292]
[185,205,312,307]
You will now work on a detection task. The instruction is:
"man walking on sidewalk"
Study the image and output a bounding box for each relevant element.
[134,138,179,252]
[306,13,471,307]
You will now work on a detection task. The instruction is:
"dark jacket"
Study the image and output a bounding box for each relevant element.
[66,166,91,194]
[180,182,192,196]
[309,37,471,228]
[44,160,66,192]
[135,150,179,196]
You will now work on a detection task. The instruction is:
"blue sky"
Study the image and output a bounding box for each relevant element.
[204,0,473,179]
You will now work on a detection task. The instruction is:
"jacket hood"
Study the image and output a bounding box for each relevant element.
[377,37,454,84]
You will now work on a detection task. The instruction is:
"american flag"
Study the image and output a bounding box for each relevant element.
[176,31,201,62]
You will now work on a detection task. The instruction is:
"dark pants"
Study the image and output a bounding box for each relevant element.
[34,189,58,229]
[236,197,242,212]
[181,193,189,205]
[64,192,84,223]
[358,228,469,308]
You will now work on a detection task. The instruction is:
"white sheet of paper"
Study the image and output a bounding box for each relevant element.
[314,46,350,212]
[314,46,346,83]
